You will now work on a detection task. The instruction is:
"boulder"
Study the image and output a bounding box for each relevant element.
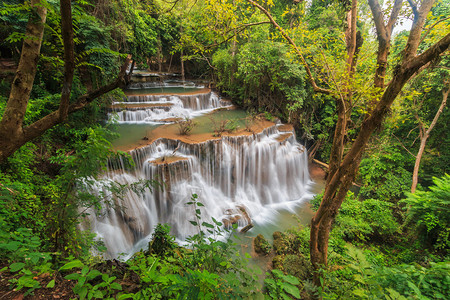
[254,234,272,255]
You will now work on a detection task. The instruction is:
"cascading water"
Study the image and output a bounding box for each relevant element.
[84,85,313,259]
[83,125,312,258]
[108,88,229,123]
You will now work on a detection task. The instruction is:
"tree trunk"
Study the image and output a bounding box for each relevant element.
[181,49,185,82]
[411,85,449,193]
[247,0,449,287]
[0,0,132,163]
[310,0,449,286]
[0,0,47,149]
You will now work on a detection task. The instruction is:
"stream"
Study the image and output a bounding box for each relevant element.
[82,78,323,260]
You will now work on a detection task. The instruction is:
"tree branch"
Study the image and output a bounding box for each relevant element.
[406,33,450,72]
[419,16,450,45]
[387,0,404,35]
[407,0,419,20]
[404,0,435,59]
[206,22,271,49]
[247,0,331,94]
[368,0,388,41]
[23,57,132,142]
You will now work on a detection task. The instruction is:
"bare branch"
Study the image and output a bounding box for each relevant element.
[391,133,416,157]
[206,22,271,49]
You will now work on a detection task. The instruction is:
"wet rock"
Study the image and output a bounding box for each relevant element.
[240,224,253,233]
[254,234,272,255]
[222,205,252,230]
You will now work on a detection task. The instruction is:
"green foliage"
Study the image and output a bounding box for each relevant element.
[311,192,398,245]
[333,193,398,243]
[59,259,123,300]
[126,194,262,299]
[0,227,52,296]
[147,223,176,256]
[402,174,450,252]
[264,269,301,299]
[320,244,450,299]
[358,142,413,201]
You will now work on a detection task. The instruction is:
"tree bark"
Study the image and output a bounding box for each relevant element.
[246,1,449,286]
[411,84,449,193]
[309,0,450,286]
[0,0,47,147]
[0,0,133,163]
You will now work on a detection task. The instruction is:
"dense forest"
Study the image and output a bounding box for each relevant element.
[0,0,449,299]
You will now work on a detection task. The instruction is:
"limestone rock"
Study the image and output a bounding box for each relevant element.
[254,234,272,255]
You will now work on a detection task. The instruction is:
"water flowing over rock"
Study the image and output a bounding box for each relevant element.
[83,86,311,258]
[109,91,229,123]
[82,123,311,258]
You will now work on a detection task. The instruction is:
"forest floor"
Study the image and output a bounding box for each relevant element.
[0,264,76,300]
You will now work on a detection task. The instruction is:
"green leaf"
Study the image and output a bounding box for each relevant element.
[282,275,300,286]
[117,294,134,300]
[4,241,21,251]
[189,221,198,226]
[111,282,122,290]
[10,262,25,272]
[79,286,88,300]
[92,290,104,298]
[64,273,81,280]
[283,283,300,298]
[46,279,55,288]
[59,259,84,271]
[202,222,215,228]
[353,288,367,297]
[271,269,284,278]
[87,270,102,280]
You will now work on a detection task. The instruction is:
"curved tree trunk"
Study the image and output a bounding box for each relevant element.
[411,84,449,193]
[247,0,450,287]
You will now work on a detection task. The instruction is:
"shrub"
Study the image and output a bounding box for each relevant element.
[402,174,450,251]
[177,117,197,135]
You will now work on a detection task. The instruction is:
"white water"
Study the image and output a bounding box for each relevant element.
[83,88,312,259]
[108,92,229,124]
[82,124,312,259]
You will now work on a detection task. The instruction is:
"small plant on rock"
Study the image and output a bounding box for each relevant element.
[177,118,197,135]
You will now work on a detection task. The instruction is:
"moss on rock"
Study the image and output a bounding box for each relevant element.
[254,234,272,255]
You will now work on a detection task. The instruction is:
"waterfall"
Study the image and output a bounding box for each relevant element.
[108,91,228,123]
[82,124,311,258]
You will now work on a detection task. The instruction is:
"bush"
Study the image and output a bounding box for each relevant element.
[402,174,450,252]
[177,118,197,135]
[333,193,399,243]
